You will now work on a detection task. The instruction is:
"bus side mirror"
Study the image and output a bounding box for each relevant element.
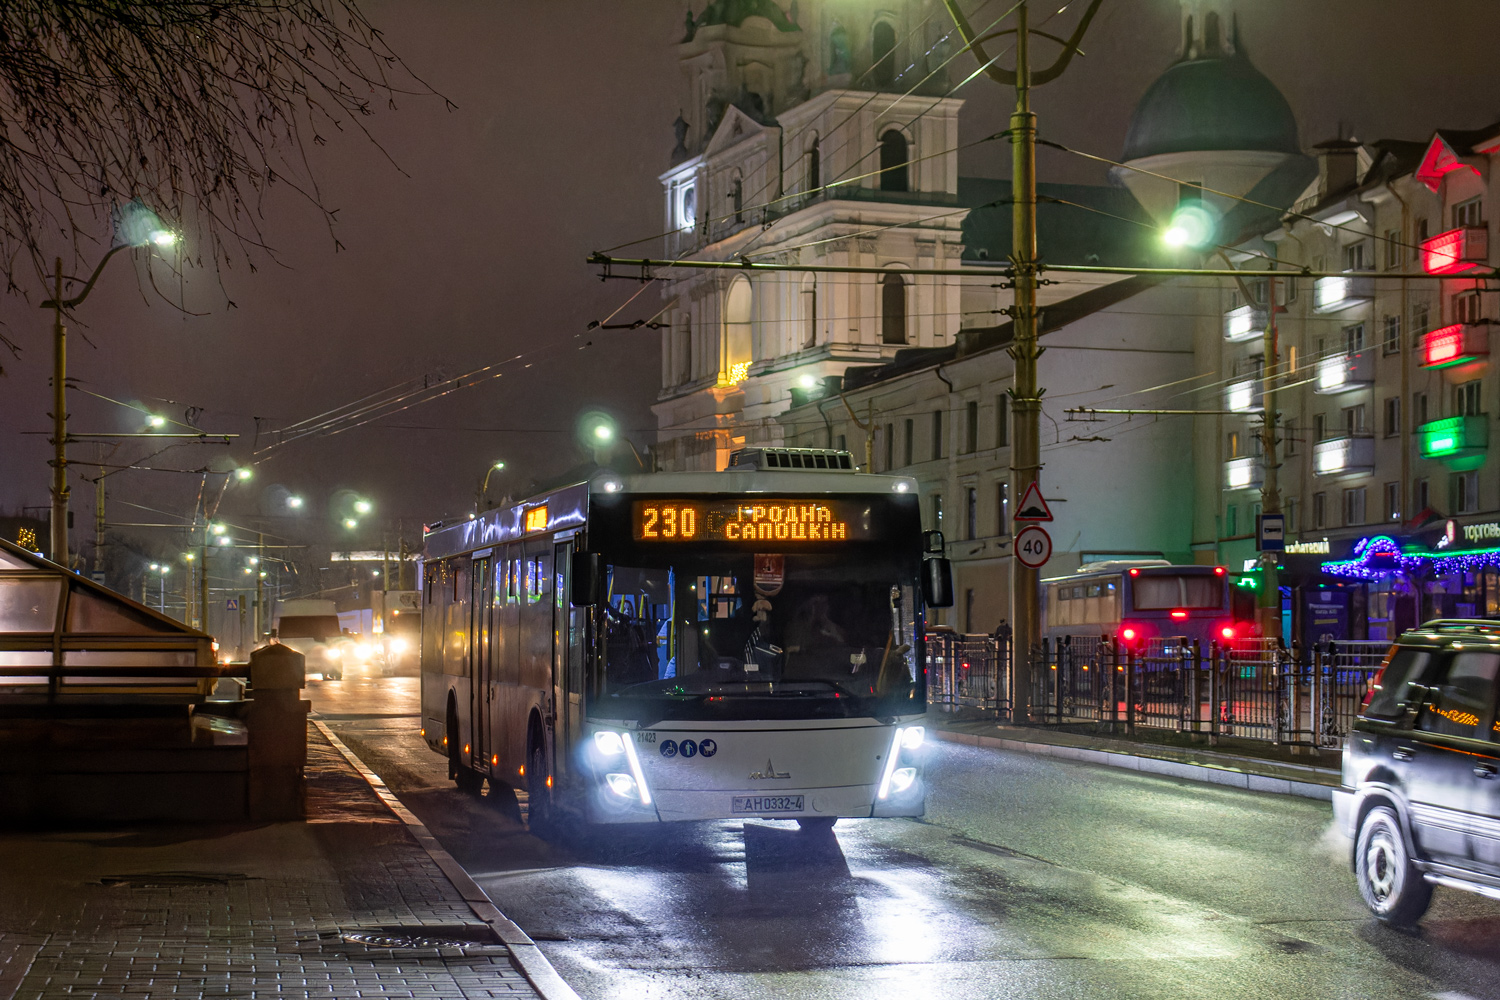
[571,551,601,606]
[923,557,954,608]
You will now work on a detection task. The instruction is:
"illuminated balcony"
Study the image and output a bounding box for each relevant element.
[1420,323,1490,368]
[1418,415,1489,468]
[1314,350,1374,394]
[1421,226,1489,275]
[1225,378,1263,412]
[1223,305,1268,343]
[1313,274,1374,312]
[1313,436,1375,478]
[1224,457,1263,491]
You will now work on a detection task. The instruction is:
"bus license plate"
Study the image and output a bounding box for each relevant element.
[732,795,804,813]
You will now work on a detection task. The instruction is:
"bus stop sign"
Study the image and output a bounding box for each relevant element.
[1258,513,1285,552]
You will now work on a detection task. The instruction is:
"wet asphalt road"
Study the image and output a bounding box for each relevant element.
[310,671,1500,1000]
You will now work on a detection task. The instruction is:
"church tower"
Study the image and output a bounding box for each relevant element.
[653,0,967,472]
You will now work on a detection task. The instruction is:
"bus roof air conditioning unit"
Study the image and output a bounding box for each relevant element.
[727,448,856,471]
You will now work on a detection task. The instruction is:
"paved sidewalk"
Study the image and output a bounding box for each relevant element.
[0,725,538,1000]
[930,714,1341,800]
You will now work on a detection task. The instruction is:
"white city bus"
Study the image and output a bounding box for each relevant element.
[419,448,950,831]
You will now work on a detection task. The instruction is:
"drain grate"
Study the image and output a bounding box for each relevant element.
[99,872,252,888]
[338,925,496,951]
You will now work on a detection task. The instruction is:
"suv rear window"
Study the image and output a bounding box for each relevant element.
[1363,648,1436,721]
[1417,651,1500,740]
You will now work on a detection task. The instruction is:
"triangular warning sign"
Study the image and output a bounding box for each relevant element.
[1013,482,1053,522]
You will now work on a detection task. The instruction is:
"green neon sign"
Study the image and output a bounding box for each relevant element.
[1419,415,1489,469]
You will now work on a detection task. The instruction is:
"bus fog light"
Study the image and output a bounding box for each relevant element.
[900,725,925,750]
[604,772,637,798]
[594,731,626,756]
[890,767,918,793]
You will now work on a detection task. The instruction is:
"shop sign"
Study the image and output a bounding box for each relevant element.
[1286,537,1330,555]
[1461,521,1500,545]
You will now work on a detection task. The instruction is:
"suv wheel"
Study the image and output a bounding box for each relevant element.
[1356,806,1432,926]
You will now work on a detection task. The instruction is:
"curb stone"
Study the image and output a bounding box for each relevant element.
[314,720,582,1000]
[933,728,1335,801]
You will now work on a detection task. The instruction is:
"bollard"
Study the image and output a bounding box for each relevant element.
[246,643,309,821]
[1209,641,1221,747]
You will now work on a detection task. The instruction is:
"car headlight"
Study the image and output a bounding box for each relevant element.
[890,767,917,793]
[389,637,409,654]
[900,725,925,750]
[594,731,626,756]
[604,772,637,798]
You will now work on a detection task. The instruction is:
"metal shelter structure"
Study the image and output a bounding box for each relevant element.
[0,538,216,705]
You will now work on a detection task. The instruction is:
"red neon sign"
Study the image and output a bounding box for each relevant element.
[1421,228,1484,275]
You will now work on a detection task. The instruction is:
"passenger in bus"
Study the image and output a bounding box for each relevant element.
[784,593,849,653]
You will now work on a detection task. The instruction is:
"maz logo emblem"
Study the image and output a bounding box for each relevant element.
[749,759,791,780]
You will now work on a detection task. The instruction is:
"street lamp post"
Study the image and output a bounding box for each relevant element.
[477,461,506,512]
[40,202,175,569]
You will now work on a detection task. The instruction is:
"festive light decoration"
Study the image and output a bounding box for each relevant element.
[1323,533,1500,579]
[1418,415,1488,468]
[1420,324,1488,368]
[1421,227,1488,275]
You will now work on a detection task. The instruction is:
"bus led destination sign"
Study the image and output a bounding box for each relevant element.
[633,500,872,542]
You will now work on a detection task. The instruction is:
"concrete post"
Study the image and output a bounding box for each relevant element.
[246,643,309,821]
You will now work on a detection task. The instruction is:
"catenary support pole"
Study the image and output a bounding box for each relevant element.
[50,259,69,569]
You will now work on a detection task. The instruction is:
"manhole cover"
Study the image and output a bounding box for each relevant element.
[339,925,495,950]
[99,872,252,888]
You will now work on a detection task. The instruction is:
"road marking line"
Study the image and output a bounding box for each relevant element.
[313,719,581,1000]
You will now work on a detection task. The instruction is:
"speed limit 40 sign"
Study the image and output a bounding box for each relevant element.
[1014,524,1053,568]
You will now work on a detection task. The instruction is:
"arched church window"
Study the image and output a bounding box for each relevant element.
[731,175,743,223]
[879,129,909,192]
[724,276,753,384]
[872,21,897,88]
[807,136,821,195]
[829,24,851,75]
[881,272,907,345]
[801,275,818,349]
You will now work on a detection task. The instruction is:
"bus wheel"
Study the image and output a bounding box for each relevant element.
[527,739,552,833]
[797,817,837,833]
[455,766,483,795]
[486,779,522,822]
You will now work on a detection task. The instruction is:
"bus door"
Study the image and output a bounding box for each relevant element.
[469,551,494,772]
[553,541,583,781]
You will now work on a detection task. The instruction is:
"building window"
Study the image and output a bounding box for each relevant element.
[723,276,753,383]
[995,395,1009,447]
[806,135,820,194]
[1454,196,1485,228]
[1384,229,1401,270]
[962,400,978,454]
[878,129,909,192]
[931,409,944,460]
[1382,314,1401,354]
[1343,487,1366,526]
[884,422,894,471]
[1313,492,1327,530]
[1456,380,1483,417]
[1412,301,1430,335]
[1227,430,1241,458]
[996,482,1009,536]
[801,276,817,349]
[1414,477,1430,515]
[731,175,743,223]
[1385,482,1401,522]
[1225,504,1238,537]
[1285,497,1298,534]
[1384,397,1401,438]
[836,433,846,452]
[1343,242,1370,272]
[902,418,914,466]
[931,493,943,532]
[1454,290,1483,324]
[871,20,897,88]
[1453,471,1480,514]
[965,486,978,540]
[1344,323,1365,353]
[1313,413,1327,441]
[1413,217,1429,259]
[1413,392,1429,430]
[1342,403,1367,436]
[1287,344,1298,375]
[881,271,907,344]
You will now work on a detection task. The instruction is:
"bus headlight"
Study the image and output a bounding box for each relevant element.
[604,773,637,798]
[389,637,409,654]
[890,767,918,793]
[594,731,626,756]
[900,725,925,750]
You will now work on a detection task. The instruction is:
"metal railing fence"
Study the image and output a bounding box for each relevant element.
[928,630,1389,747]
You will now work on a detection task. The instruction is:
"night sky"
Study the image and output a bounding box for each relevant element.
[2,1,1497,570]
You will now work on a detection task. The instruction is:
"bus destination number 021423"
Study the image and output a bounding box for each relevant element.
[633,500,871,543]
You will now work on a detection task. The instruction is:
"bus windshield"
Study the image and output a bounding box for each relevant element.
[1131,574,1224,610]
[595,548,921,723]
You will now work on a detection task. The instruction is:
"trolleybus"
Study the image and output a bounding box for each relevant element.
[419,449,950,831]
[1042,560,1252,648]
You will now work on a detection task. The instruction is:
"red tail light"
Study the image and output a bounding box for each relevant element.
[1121,627,1137,642]
[1170,610,1188,620]
[1213,566,1226,576]
[1220,625,1236,640]
[1129,568,1140,577]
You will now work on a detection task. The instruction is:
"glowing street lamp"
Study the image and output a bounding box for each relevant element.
[354,499,373,514]
[147,415,167,428]
[344,518,358,530]
[287,495,304,510]
[1162,202,1217,250]
[234,467,253,481]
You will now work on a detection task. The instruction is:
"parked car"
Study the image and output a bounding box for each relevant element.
[1333,620,1500,925]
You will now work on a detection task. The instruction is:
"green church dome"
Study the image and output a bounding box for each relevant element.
[1123,53,1300,161]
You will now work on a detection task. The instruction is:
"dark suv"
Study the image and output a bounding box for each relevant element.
[1334,620,1500,925]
